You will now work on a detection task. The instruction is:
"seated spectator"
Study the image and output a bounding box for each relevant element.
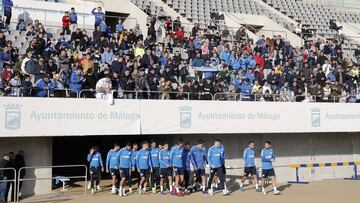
[16,19,26,32]
[34,74,55,97]
[156,6,167,21]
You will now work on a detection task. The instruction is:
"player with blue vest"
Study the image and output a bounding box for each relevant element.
[240,141,260,192]
[207,139,230,196]
[87,146,104,194]
[170,139,185,196]
[117,143,132,197]
[129,143,139,194]
[182,142,192,193]
[106,143,121,194]
[136,141,152,195]
[159,143,173,195]
[190,140,207,193]
[261,141,280,195]
[149,140,161,194]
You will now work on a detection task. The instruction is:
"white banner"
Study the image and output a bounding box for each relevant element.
[0,98,359,136]
[140,100,360,134]
[0,97,141,136]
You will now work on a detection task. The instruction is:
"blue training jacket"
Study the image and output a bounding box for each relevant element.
[87,152,103,168]
[182,148,192,171]
[190,145,207,170]
[149,147,160,168]
[261,148,275,170]
[131,149,138,168]
[117,147,132,169]
[170,146,183,168]
[91,8,105,24]
[243,147,255,167]
[106,149,119,170]
[159,149,171,169]
[207,146,222,168]
[220,144,225,165]
[136,149,152,170]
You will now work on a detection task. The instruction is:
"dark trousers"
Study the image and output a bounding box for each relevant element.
[4,11,11,26]
[5,181,14,202]
[182,170,190,189]
[207,167,224,190]
[130,168,140,188]
[150,168,160,188]
[90,167,101,188]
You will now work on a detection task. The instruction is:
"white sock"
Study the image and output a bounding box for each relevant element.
[119,186,123,194]
[123,188,126,195]
[139,186,142,191]
[240,181,243,187]
[255,184,259,189]
[224,184,227,190]
[176,187,180,193]
[262,188,265,191]
[170,186,172,192]
[202,186,205,191]
[154,183,156,188]
[273,187,277,192]
[160,186,164,192]
[143,187,146,192]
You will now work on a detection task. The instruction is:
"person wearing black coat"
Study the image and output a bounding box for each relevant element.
[82,68,96,98]
[71,28,83,48]
[14,151,25,199]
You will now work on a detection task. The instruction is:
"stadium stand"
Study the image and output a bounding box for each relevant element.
[0,0,358,103]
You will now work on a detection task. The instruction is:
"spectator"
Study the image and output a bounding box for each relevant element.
[156,6,167,21]
[2,0,13,27]
[34,74,55,97]
[173,16,182,32]
[62,11,71,35]
[69,7,78,32]
[69,67,83,97]
[115,18,124,39]
[14,151,25,198]
[16,19,26,32]
[91,7,105,28]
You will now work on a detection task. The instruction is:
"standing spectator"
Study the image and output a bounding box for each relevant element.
[62,11,71,35]
[2,0,13,28]
[4,152,14,202]
[69,7,78,32]
[91,7,105,28]
[14,151,25,199]
[69,67,83,97]
[0,154,10,203]
[115,18,124,39]
[173,16,182,32]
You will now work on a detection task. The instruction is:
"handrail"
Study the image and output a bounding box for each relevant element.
[0,168,17,203]
[17,165,88,202]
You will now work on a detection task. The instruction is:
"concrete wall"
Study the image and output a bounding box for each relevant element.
[0,137,52,198]
[164,132,360,183]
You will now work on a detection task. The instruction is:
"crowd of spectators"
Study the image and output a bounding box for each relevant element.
[0,3,359,103]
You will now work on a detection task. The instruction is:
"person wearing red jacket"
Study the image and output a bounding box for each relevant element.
[254,52,264,69]
[62,11,71,35]
[175,27,184,44]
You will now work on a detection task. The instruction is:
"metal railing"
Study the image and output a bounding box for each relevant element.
[2,88,356,103]
[0,168,17,203]
[17,165,88,202]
